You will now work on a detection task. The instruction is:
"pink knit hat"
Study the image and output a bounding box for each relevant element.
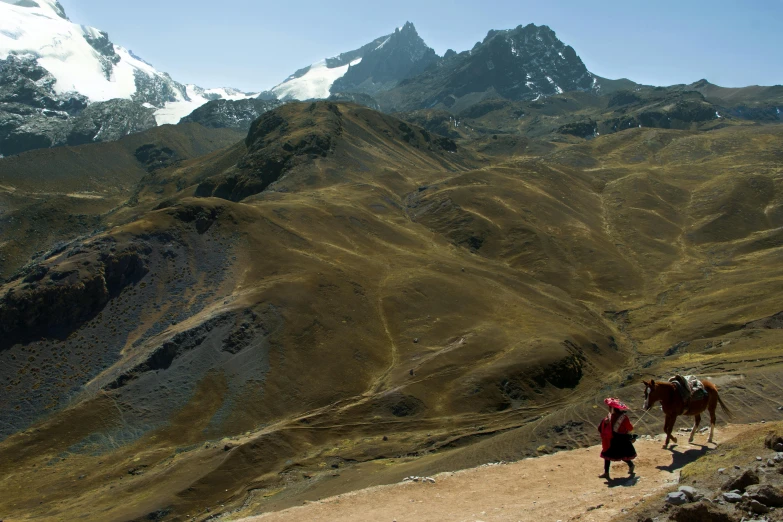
[604,397,630,411]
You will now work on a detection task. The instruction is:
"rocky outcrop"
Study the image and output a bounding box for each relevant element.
[0,239,150,348]
[327,92,381,111]
[0,54,87,112]
[82,28,121,79]
[0,54,157,155]
[130,70,187,107]
[193,101,459,202]
[0,53,82,155]
[722,469,760,492]
[607,90,643,108]
[180,98,282,131]
[105,309,262,390]
[558,120,597,138]
[372,392,427,418]
[394,109,461,139]
[0,105,71,155]
[195,102,342,201]
[134,143,179,172]
[598,91,718,134]
[745,484,783,507]
[654,439,783,522]
[67,99,156,146]
[670,501,738,522]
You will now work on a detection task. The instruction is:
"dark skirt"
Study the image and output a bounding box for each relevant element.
[601,433,637,461]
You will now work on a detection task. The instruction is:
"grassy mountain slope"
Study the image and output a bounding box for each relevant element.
[0,103,781,521]
[0,123,244,280]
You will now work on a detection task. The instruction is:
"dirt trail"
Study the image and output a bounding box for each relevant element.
[236,425,748,522]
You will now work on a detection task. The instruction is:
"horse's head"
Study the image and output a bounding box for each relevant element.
[642,379,657,411]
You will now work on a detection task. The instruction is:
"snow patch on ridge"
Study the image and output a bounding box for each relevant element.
[376,37,392,50]
[154,85,255,125]
[271,58,362,101]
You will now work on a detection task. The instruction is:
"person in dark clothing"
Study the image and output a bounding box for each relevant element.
[598,397,637,479]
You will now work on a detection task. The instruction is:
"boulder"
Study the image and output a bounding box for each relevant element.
[764,431,782,450]
[678,486,703,501]
[671,501,740,522]
[722,469,759,492]
[722,492,743,503]
[742,499,770,514]
[745,484,783,507]
[666,491,690,505]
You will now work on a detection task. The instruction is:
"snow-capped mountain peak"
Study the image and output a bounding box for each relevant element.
[0,0,255,131]
[0,0,68,19]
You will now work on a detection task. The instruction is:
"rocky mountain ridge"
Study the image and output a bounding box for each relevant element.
[264,22,596,111]
[377,23,596,112]
[179,98,283,132]
[256,22,781,136]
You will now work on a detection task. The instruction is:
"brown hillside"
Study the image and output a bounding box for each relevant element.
[0,123,244,280]
[0,103,781,521]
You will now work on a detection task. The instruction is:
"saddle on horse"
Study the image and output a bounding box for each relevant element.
[669,374,708,414]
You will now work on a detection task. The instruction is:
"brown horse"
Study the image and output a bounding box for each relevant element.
[642,378,732,448]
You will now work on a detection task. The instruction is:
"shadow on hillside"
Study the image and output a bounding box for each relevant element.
[655,445,709,472]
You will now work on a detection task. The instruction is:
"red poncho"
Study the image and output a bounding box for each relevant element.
[598,412,633,451]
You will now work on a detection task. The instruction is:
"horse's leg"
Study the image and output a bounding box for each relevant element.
[663,415,672,449]
[689,414,701,443]
[663,414,677,448]
[708,402,717,444]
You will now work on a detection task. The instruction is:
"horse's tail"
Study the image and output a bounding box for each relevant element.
[717,393,734,420]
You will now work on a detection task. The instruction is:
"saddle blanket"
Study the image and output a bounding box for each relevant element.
[679,375,709,401]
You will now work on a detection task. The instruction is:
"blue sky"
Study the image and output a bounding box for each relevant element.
[60,0,782,92]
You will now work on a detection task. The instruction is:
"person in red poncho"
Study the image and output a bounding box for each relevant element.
[597,397,637,479]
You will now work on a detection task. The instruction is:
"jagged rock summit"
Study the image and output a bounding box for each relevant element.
[267,22,438,101]
[376,23,597,112]
[330,22,439,95]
